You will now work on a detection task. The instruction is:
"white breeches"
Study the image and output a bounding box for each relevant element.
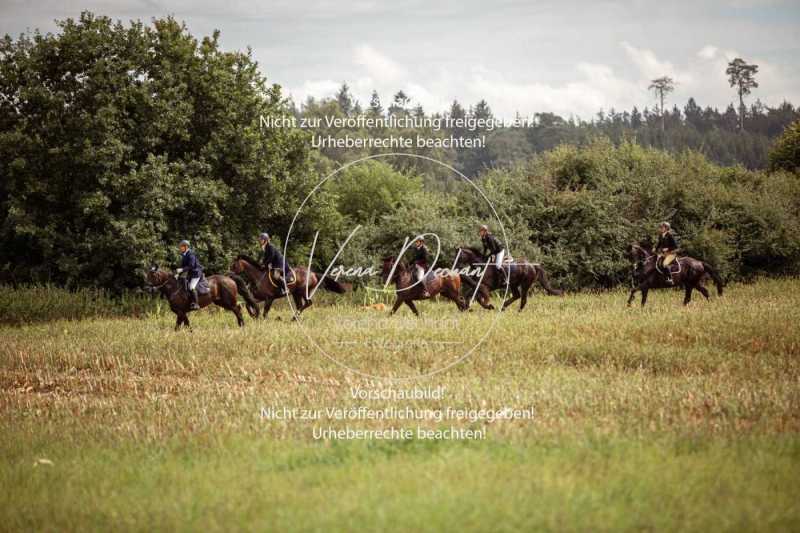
[494,249,505,268]
[415,265,425,281]
[189,277,200,290]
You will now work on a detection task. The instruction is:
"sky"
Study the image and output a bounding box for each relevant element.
[1,0,798,119]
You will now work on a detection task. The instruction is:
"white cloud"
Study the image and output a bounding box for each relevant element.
[353,44,405,83]
[697,45,718,60]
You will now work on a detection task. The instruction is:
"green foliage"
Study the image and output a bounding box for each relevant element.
[0,13,324,291]
[769,120,800,173]
[328,160,422,224]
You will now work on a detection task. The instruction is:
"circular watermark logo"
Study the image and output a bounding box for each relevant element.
[283,153,509,380]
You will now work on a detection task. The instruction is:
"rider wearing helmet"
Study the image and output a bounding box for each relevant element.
[655,222,679,285]
[176,240,202,310]
[410,236,431,298]
[258,232,294,295]
[479,224,507,287]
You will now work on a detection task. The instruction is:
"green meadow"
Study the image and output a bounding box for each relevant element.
[1,279,799,531]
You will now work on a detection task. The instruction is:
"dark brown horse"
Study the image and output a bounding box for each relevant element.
[456,247,563,311]
[380,256,467,316]
[229,255,347,320]
[146,266,259,330]
[626,243,724,307]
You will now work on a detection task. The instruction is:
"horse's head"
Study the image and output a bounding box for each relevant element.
[627,242,652,262]
[146,265,171,288]
[456,246,481,266]
[230,256,244,275]
[381,256,404,284]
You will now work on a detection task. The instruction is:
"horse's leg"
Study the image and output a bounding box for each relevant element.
[696,283,710,300]
[627,287,639,307]
[475,286,494,310]
[683,285,693,305]
[174,313,184,331]
[389,298,403,316]
[261,298,274,320]
[641,288,649,307]
[443,285,466,311]
[233,304,244,327]
[183,314,191,330]
[405,300,420,316]
[502,286,521,311]
[518,282,532,312]
[291,292,304,321]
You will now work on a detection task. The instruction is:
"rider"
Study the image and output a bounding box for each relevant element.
[479,224,507,287]
[258,232,294,295]
[410,236,431,298]
[655,222,679,285]
[176,240,202,310]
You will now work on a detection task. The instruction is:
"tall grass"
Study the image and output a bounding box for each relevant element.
[0,284,158,325]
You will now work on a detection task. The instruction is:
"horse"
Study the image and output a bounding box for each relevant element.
[626,243,724,307]
[146,266,259,330]
[380,256,467,316]
[229,255,347,320]
[455,246,563,311]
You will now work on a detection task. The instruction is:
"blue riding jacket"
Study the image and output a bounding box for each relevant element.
[179,249,203,279]
[261,243,290,274]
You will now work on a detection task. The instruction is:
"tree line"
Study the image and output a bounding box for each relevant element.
[1,13,799,292]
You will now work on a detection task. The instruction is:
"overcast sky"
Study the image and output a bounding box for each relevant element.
[1,0,798,119]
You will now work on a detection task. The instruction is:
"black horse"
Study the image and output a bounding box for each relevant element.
[455,247,562,311]
[626,243,724,307]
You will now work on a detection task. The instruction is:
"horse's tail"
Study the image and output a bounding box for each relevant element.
[229,273,260,317]
[535,266,563,296]
[702,262,724,296]
[315,272,348,294]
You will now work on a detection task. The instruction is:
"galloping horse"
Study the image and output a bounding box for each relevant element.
[229,255,347,320]
[146,266,259,330]
[456,247,563,311]
[626,243,724,307]
[381,256,467,316]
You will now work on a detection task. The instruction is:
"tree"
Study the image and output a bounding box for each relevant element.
[335,83,353,116]
[0,12,329,290]
[648,76,675,144]
[769,120,800,173]
[368,90,383,117]
[726,58,759,132]
[388,90,410,115]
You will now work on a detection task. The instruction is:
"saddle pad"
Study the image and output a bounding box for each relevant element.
[197,275,211,295]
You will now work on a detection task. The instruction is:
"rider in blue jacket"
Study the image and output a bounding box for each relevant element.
[259,232,294,294]
[176,239,202,309]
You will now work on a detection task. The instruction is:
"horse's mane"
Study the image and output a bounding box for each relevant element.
[382,256,407,269]
[461,246,483,256]
[236,254,262,266]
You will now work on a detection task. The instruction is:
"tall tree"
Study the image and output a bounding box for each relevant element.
[648,76,675,144]
[368,90,383,117]
[335,83,353,116]
[726,58,759,132]
[388,90,410,115]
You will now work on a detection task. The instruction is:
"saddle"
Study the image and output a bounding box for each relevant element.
[656,255,682,275]
[181,274,211,295]
[265,268,296,288]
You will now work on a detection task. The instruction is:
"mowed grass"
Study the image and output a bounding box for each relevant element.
[1,279,799,531]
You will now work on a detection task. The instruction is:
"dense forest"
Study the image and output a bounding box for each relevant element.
[1,13,799,292]
[298,84,800,176]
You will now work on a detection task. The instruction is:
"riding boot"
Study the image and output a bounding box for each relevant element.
[498,267,508,288]
[273,270,287,297]
[190,289,200,310]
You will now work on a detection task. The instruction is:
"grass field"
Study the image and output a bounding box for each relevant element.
[1,279,799,531]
